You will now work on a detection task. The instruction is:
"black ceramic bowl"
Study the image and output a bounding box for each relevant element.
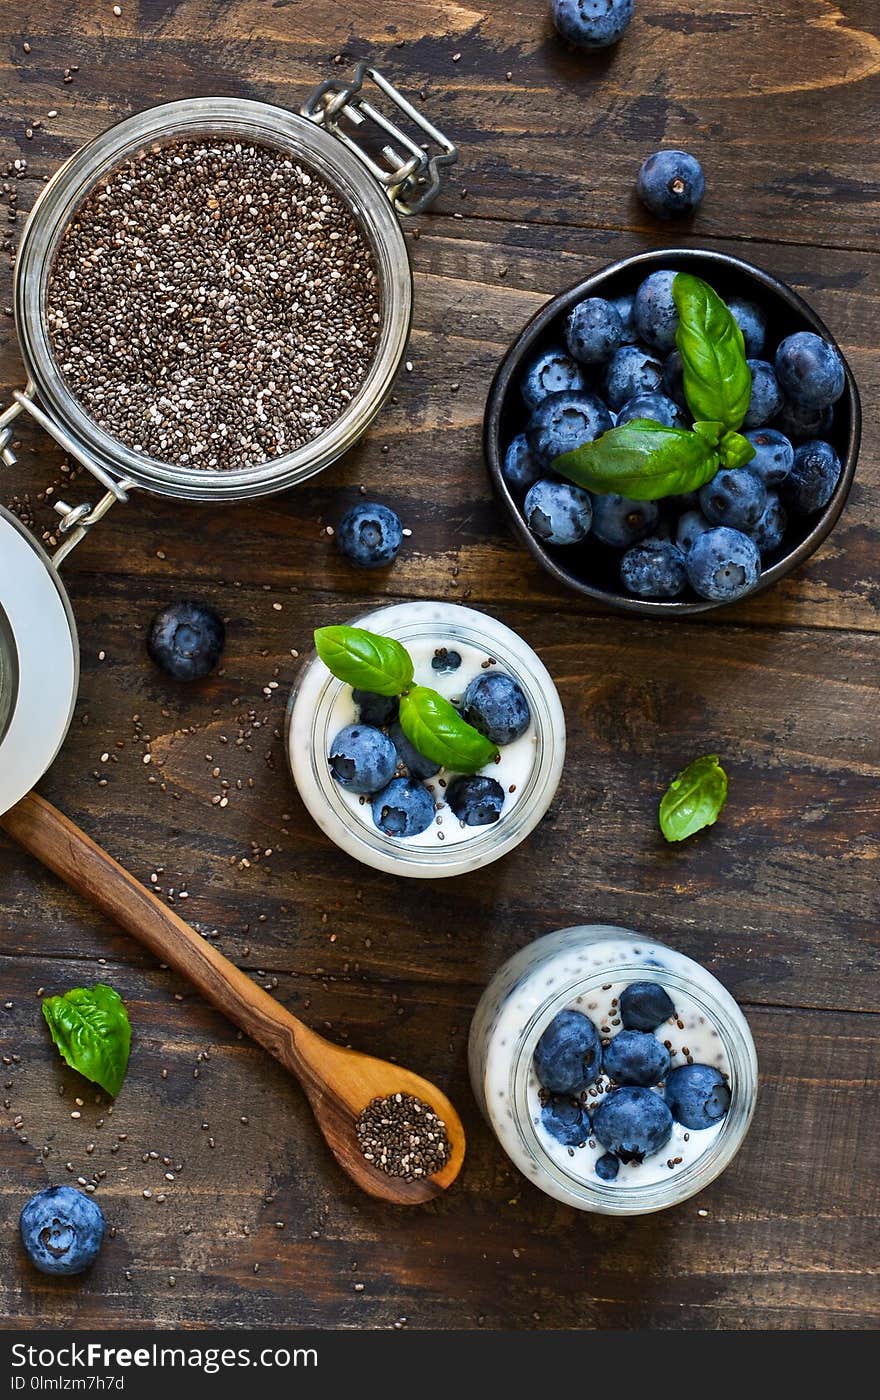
[484,248,861,615]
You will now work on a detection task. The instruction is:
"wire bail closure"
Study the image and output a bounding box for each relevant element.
[302,62,458,216]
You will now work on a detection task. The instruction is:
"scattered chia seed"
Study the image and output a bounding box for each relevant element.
[355,1092,451,1181]
[47,138,381,470]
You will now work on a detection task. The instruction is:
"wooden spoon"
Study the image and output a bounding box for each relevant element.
[1,792,465,1205]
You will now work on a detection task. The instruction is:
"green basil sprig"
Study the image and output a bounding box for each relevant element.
[672,273,752,431]
[399,686,497,772]
[555,419,721,501]
[553,273,755,499]
[42,983,132,1097]
[659,754,729,843]
[314,625,413,697]
[313,625,499,774]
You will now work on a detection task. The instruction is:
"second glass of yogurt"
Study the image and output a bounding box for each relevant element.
[286,600,566,878]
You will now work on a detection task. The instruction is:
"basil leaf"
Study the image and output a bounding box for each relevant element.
[555,420,720,501]
[42,984,131,1097]
[399,685,497,773]
[673,273,752,431]
[719,430,757,470]
[693,420,724,446]
[314,625,413,697]
[659,755,729,843]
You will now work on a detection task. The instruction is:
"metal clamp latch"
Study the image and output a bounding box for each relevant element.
[302,62,458,216]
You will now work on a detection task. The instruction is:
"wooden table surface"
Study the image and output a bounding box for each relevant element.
[1,0,878,1332]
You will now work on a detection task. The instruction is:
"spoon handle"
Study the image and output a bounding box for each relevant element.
[1,791,324,1081]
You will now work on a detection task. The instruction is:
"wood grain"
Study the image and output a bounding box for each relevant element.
[1,0,878,1333]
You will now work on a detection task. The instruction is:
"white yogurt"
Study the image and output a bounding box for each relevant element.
[326,634,539,849]
[286,601,566,878]
[469,926,758,1213]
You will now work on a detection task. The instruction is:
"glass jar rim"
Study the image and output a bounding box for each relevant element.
[13,96,412,502]
[286,600,566,878]
[505,942,758,1214]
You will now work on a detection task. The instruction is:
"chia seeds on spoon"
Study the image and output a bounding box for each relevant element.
[46,138,381,470]
[356,1092,452,1180]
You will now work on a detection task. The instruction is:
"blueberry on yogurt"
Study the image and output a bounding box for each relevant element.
[594,1153,620,1182]
[388,720,440,781]
[447,775,505,827]
[431,648,462,674]
[603,1030,671,1087]
[352,689,399,728]
[534,1009,602,1095]
[371,778,435,838]
[462,671,531,745]
[541,1096,593,1148]
[619,982,676,1031]
[592,1086,673,1163]
[329,724,397,795]
[665,1063,731,1130]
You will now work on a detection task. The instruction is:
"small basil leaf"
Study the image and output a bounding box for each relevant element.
[673,273,752,431]
[399,686,497,773]
[659,755,729,843]
[314,626,413,697]
[693,420,725,446]
[555,419,720,501]
[719,430,757,470]
[42,983,131,1097]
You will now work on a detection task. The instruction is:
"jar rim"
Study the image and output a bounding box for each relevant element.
[285,601,567,879]
[13,97,412,502]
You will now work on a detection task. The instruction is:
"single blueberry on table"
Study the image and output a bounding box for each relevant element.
[744,428,794,486]
[603,1030,671,1087]
[662,349,687,409]
[775,397,834,445]
[388,720,440,781]
[619,982,676,1031]
[527,391,613,467]
[551,0,634,50]
[727,297,766,358]
[742,359,783,430]
[616,390,684,428]
[610,293,638,344]
[595,1152,620,1182]
[353,689,399,728]
[592,493,659,548]
[147,601,225,681]
[462,671,531,745]
[592,1086,673,1163]
[620,538,687,598]
[540,1096,592,1148]
[564,296,623,364]
[637,149,705,219]
[337,502,403,569]
[686,526,761,602]
[604,344,665,410]
[520,346,587,412]
[700,467,768,531]
[749,491,787,555]
[534,1009,602,1094]
[524,479,593,546]
[783,439,842,514]
[502,433,543,496]
[633,270,680,352]
[431,647,462,674]
[675,508,713,554]
[447,774,506,827]
[775,331,845,410]
[329,724,397,795]
[20,1186,105,1276]
[665,1063,731,1130]
[371,777,435,838]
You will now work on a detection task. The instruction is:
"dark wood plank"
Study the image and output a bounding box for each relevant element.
[1,955,877,1330]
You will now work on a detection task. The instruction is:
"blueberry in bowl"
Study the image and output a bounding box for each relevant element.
[484,248,860,615]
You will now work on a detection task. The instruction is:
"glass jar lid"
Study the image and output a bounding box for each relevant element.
[0,509,78,815]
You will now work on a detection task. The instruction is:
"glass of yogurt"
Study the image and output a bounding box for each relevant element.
[469,925,758,1213]
[286,600,566,878]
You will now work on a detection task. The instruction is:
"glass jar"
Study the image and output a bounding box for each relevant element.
[469,925,758,1214]
[286,600,566,878]
[0,67,457,548]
